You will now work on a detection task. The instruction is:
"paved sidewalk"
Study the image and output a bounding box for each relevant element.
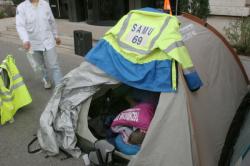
[0,17,111,55]
[0,17,111,40]
[56,19,111,41]
[0,17,16,31]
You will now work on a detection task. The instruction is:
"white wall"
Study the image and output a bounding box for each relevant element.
[207,16,238,37]
[209,0,250,16]
[210,0,246,7]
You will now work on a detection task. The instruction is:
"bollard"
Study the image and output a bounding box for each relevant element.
[74,30,92,56]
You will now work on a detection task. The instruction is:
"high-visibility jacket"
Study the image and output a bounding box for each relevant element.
[0,55,32,125]
[86,7,202,92]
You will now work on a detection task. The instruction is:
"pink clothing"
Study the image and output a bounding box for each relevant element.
[111,103,155,131]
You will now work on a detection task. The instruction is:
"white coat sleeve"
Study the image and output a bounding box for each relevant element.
[16,6,29,43]
[47,3,58,38]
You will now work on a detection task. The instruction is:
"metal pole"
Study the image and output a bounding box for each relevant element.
[175,0,178,15]
[56,0,61,17]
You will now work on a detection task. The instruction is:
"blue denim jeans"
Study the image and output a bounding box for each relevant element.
[33,47,63,86]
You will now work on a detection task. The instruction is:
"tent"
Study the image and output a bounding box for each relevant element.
[38,13,249,166]
[76,14,249,166]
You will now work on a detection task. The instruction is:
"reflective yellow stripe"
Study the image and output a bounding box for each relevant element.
[13,74,22,81]
[1,96,14,102]
[183,66,196,75]
[0,81,25,96]
[172,60,177,90]
[164,41,185,53]
[117,13,132,40]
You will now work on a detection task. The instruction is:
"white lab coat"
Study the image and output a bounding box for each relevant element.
[16,0,58,51]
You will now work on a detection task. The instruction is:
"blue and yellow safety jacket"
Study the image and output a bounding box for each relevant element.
[86,7,202,92]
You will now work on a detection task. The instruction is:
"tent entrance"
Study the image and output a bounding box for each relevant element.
[76,84,160,164]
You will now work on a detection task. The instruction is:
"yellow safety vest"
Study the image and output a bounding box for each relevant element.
[0,55,32,125]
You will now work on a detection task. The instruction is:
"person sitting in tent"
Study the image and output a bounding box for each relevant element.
[111,101,157,155]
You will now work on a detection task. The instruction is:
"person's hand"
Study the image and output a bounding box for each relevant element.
[55,37,61,45]
[23,41,31,50]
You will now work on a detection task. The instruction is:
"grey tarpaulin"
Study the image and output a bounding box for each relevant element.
[37,61,118,158]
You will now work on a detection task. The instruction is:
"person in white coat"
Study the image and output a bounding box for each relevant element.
[16,0,63,89]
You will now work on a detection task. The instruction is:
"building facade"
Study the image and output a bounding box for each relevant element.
[208,0,250,36]
[210,0,250,16]
[49,0,165,25]
[47,0,250,36]
[0,0,13,5]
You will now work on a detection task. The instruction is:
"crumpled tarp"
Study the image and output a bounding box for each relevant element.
[37,61,118,158]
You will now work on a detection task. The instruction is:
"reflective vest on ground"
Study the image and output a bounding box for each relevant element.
[86,7,202,92]
[0,55,32,125]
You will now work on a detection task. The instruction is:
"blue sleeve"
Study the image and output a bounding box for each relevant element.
[184,71,203,92]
